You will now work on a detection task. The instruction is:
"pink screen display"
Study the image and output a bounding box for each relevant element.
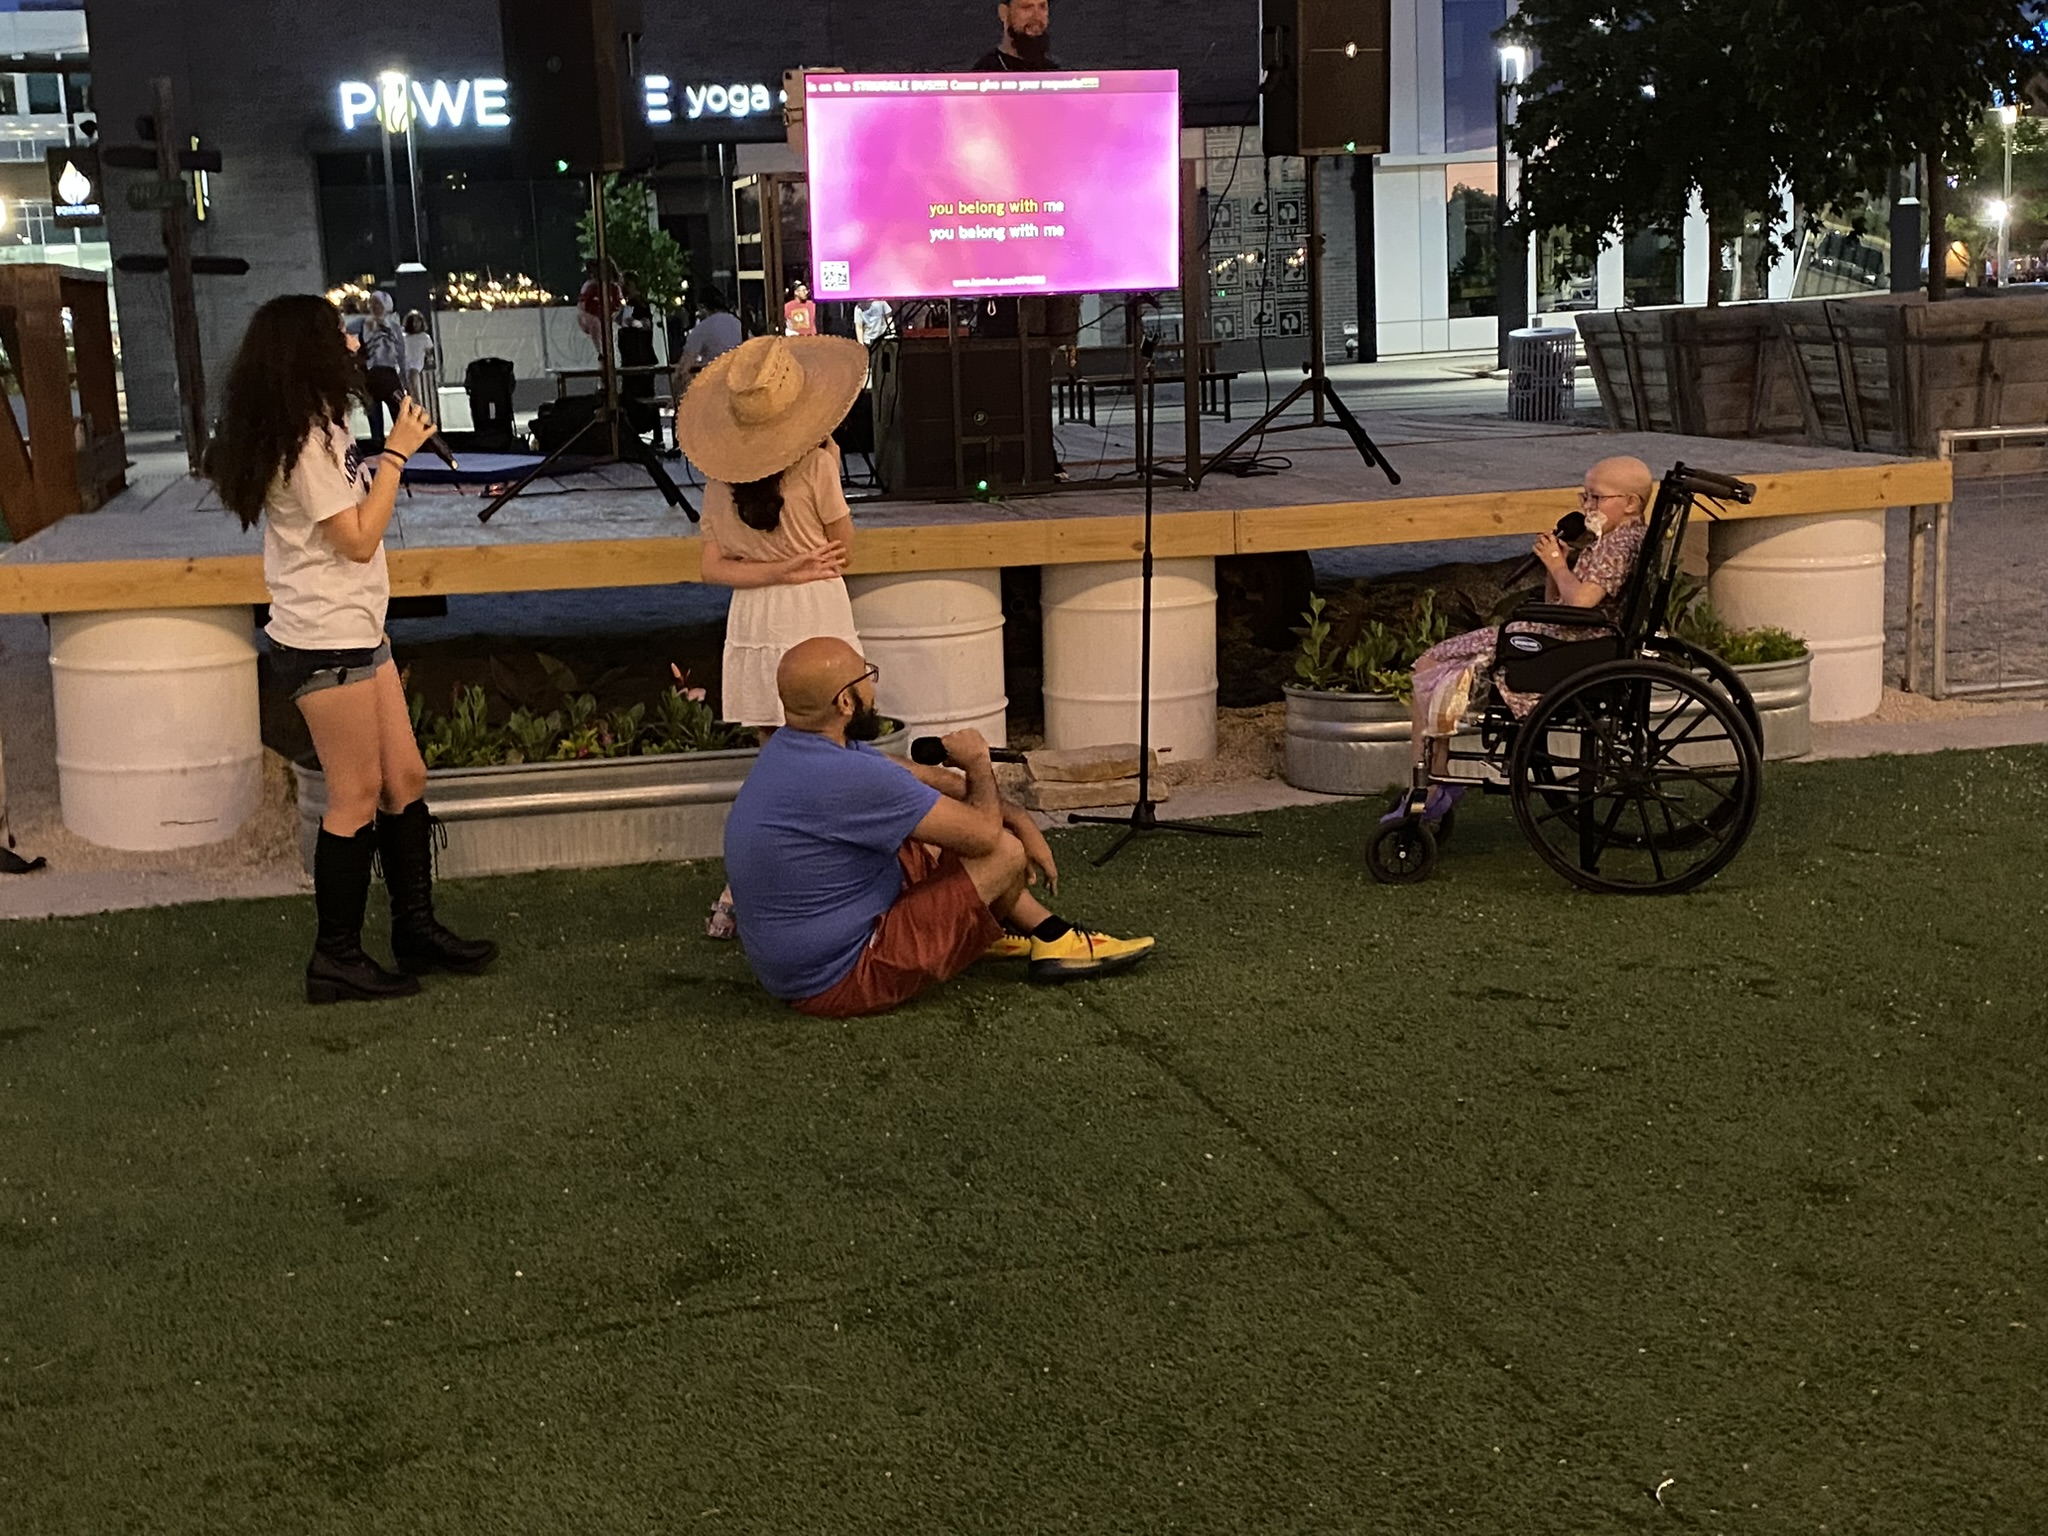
[803,71,1181,301]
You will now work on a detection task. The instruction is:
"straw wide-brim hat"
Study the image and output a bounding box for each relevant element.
[674,333,868,484]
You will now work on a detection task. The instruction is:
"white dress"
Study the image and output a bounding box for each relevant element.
[703,444,861,728]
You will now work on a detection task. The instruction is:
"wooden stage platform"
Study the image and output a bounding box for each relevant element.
[0,428,1951,615]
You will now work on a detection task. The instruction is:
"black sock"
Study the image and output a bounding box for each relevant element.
[1032,916,1072,942]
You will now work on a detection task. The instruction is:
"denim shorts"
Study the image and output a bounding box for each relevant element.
[270,639,392,701]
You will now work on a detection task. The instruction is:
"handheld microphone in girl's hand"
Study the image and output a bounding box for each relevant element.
[368,374,460,469]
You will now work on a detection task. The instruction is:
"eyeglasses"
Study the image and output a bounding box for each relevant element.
[835,663,880,706]
[1577,489,1629,506]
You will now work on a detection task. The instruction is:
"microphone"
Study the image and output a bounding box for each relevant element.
[368,374,459,470]
[1506,509,1588,587]
[911,736,1027,767]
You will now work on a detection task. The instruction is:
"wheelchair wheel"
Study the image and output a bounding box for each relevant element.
[1508,658,1761,894]
[1642,634,1765,754]
[1367,819,1439,884]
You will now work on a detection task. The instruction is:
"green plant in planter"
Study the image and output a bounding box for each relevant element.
[420,685,505,769]
[645,685,752,755]
[1293,589,1450,700]
[1664,575,1808,665]
[503,706,565,765]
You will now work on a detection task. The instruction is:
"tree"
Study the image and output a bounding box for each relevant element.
[577,175,689,311]
[1505,0,1791,305]
[1742,1,2036,297]
[1505,0,2040,300]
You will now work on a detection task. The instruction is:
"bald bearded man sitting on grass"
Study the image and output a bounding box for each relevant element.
[722,637,1155,1018]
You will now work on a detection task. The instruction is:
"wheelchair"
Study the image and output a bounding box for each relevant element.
[1368,462,1766,896]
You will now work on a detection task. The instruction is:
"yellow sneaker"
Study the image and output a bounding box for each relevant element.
[982,933,1034,961]
[1027,927,1156,984]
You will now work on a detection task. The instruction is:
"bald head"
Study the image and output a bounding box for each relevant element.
[778,636,871,730]
[1587,455,1654,515]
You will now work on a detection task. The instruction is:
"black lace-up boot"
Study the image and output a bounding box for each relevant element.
[377,800,498,976]
[307,824,422,1004]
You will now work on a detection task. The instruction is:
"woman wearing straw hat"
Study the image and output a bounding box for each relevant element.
[676,331,871,939]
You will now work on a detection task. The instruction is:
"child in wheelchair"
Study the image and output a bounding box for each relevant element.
[1385,454,1655,825]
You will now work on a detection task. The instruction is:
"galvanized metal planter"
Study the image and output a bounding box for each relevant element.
[294,750,760,879]
[1731,654,1812,761]
[1652,652,1812,764]
[1281,685,1414,796]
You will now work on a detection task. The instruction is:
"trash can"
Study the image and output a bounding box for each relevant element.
[464,357,518,452]
[1507,327,1577,423]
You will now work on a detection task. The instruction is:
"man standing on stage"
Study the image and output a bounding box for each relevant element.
[973,0,1059,72]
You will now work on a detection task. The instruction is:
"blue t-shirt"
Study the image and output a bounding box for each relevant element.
[723,729,943,1000]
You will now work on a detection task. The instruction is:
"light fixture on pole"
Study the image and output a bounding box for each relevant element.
[1999,103,2019,284]
[1495,43,1530,369]
[376,69,410,274]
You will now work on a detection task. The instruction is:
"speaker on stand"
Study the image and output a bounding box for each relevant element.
[1196,0,1400,488]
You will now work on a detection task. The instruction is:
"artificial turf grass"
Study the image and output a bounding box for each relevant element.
[2,748,2045,1535]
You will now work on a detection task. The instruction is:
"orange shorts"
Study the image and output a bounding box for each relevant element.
[794,842,1003,1019]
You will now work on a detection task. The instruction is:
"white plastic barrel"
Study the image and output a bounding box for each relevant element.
[1708,512,1884,722]
[1041,558,1218,761]
[49,608,263,850]
[847,569,1008,743]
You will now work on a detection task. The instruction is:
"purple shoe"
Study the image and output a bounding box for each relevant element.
[1382,784,1466,826]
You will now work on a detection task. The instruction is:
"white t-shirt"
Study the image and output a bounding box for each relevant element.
[403,332,435,372]
[262,421,389,650]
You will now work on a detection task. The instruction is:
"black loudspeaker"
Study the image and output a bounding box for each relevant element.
[1261,0,1391,158]
[874,338,1056,497]
[499,0,624,176]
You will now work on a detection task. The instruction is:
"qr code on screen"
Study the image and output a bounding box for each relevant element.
[818,260,852,293]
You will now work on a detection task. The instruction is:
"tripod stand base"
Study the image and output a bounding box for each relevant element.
[1068,801,1261,866]
[477,406,696,524]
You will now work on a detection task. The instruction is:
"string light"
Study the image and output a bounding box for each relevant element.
[439,272,556,310]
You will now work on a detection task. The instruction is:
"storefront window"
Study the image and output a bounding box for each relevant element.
[1443,0,1507,154]
[1446,163,1498,318]
[316,150,587,299]
[1622,226,1682,307]
[1538,229,1596,311]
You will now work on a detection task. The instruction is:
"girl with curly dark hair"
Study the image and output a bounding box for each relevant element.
[208,294,495,1004]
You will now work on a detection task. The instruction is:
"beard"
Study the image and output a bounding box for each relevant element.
[1008,26,1052,63]
[845,699,888,742]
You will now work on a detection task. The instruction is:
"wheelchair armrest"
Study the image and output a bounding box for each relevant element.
[1508,602,1614,629]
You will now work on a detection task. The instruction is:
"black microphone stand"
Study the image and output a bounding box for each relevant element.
[1068,339,1260,866]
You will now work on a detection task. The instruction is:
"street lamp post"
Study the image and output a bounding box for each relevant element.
[1998,104,2018,284]
[1495,45,1529,370]
[376,71,408,274]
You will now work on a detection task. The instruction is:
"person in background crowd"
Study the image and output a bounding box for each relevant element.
[674,332,868,940]
[672,288,746,452]
[722,636,1156,1017]
[205,295,497,1004]
[616,273,663,449]
[854,298,894,349]
[973,0,1059,70]
[782,279,818,337]
[401,310,437,423]
[358,291,407,451]
[577,260,621,358]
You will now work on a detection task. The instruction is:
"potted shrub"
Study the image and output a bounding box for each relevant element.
[1665,578,1812,761]
[1281,591,1450,795]
[295,666,760,879]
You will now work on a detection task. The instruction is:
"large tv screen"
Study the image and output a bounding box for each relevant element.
[803,70,1181,302]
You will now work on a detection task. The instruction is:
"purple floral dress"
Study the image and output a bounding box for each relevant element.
[1411,522,1648,733]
